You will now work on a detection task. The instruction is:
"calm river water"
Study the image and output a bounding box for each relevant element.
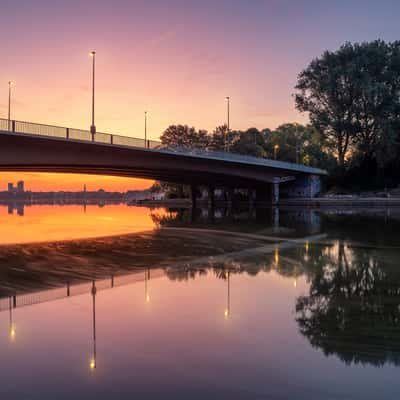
[0,204,399,399]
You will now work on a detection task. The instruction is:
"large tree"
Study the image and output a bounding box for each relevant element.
[295,41,400,173]
[295,43,362,169]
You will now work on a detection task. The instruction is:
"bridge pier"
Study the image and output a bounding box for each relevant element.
[280,174,321,198]
[272,207,280,230]
[249,188,256,215]
[272,183,280,205]
[256,182,279,205]
[190,185,197,209]
[207,186,215,221]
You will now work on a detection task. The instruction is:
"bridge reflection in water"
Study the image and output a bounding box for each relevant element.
[0,228,322,372]
[2,268,165,370]
[2,266,237,370]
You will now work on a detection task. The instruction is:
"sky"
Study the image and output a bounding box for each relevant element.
[1,0,400,191]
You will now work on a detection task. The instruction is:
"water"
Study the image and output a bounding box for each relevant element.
[1,204,400,399]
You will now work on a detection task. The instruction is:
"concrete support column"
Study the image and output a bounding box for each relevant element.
[190,185,197,209]
[249,188,256,216]
[190,185,197,223]
[272,183,279,205]
[272,207,279,230]
[226,188,234,206]
[207,186,215,221]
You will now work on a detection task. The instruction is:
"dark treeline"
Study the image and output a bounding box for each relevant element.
[159,40,400,192]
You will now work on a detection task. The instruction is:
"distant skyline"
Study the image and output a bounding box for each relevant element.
[1,0,399,190]
[0,173,151,192]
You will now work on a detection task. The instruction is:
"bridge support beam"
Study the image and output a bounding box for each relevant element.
[249,188,256,215]
[190,185,197,209]
[256,182,279,205]
[272,183,279,205]
[207,186,215,221]
[280,174,321,198]
[272,207,279,230]
[226,188,235,213]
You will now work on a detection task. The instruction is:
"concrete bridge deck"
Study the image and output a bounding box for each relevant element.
[0,118,326,201]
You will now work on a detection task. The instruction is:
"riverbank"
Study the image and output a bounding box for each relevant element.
[279,197,400,207]
[132,197,400,208]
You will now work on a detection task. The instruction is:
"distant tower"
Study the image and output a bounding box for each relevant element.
[17,181,24,193]
[84,184,87,193]
[7,183,14,193]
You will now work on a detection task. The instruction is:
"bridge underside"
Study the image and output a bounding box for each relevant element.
[0,132,323,201]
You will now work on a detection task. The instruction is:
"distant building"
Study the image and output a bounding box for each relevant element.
[8,183,14,193]
[17,181,24,193]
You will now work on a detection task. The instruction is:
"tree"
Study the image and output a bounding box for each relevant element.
[295,40,400,175]
[230,127,267,157]
[160,125,209,149]
[295,43,361,169]
[209,125,228,151]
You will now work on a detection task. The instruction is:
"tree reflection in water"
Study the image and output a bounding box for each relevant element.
[295,240,400,367]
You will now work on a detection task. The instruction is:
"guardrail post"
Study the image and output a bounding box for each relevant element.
[110,135,113,145]
[66,128,69,139]
[147,139,150,149]
[12,120,15,132]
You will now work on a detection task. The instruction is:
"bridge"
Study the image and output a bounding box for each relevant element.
[0,118,326,204]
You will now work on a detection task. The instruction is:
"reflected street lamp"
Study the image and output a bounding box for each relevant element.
[274,246,279,267]
[145,269,150,303]
[90,280,97,370]
[9,296,16,341]
[224,270,231,319]
[89,51,96,135]
[8,81,13,131]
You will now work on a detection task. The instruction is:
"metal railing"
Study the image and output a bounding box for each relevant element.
[0,117,162,151]
[0,117,327,175]
[0,269,165,312]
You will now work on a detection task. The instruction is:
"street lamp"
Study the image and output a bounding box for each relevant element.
[144,111,148,148]
[225,96,230,152]
[8,81,13,131]
[89,51,96,136]
[295,122,300,164]
[274,144,279,160]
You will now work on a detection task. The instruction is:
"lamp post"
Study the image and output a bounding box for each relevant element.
[144,111,148,148]
[89,51,96,136]
[295,122,300,164]
[274,144,279,160]
[225,96,230,152]
[8,81,13,131]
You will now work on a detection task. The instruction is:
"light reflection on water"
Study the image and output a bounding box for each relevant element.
[0,205,400,399]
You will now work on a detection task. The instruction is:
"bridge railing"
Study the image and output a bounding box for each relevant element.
[0,117,163,151]
[0,269,165,313]
[0,117,327,175]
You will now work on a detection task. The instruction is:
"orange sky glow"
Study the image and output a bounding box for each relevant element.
[0,172,152,192]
